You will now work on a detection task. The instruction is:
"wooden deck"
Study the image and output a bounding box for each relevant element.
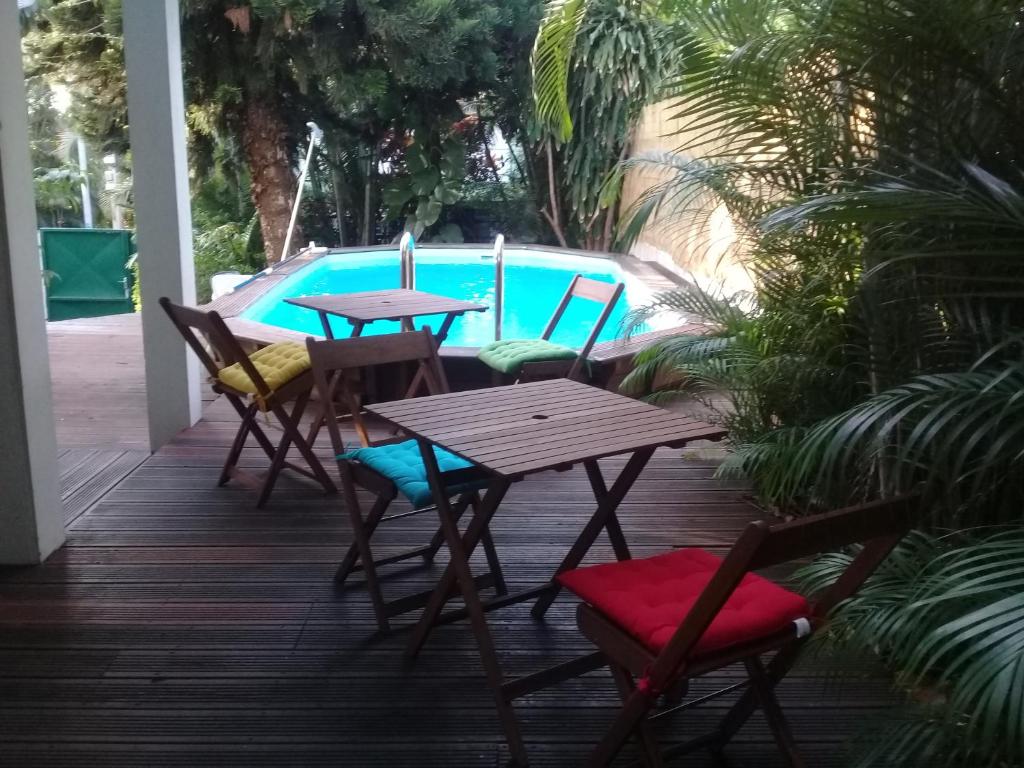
[1,313,897,766]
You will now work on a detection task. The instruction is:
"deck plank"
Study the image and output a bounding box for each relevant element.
[0,412,894,766]
[18,316,896,766]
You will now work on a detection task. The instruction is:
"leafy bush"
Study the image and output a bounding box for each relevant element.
[192,216,264,304]
[536,0,1024,764]
[797,529,1024,767]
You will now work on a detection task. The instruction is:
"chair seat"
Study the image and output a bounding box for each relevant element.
[217,341,310,394]
[477,338,578,375]
[341,439,485,508]
[558,548,810,656]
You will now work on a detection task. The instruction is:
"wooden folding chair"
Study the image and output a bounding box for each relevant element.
[557,495,919,767]
[159,297,336,507]
[477,274,624,383]
[306,328,508,632]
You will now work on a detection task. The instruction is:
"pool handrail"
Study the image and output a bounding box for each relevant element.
[400,231,416,290]
[493,234,505,341]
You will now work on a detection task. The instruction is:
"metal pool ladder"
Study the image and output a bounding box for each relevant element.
[400,231,505,340]
[493,234,504,341]
[400,232,416,290]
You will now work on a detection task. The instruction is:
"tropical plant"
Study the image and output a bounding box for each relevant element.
[25,0,539,261]
[532,0,666,249]
[534,0,1024,764]
[382,134,466,238]
[192,217,264,304]
[33,166,82,227]
[796,528,1024,767]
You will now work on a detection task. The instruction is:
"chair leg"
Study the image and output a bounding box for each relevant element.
[279,391,336,493]
[424,493,508,596]
[744,656,804,768]
[335,493,393,586]
[256,409,297,508]
[220,400,258,486]
[473,490,507,596]
[479,527,507,596]
[590,688,657,767]
[257,392,336,507]
[609,664,664,768]
[714,643,803,755]
[339,464,392,633]
[423,493,474,562]
[223,393,278,461]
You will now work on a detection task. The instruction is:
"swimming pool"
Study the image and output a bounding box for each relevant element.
[241,247,654,347]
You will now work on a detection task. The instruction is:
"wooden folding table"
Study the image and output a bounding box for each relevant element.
[288,289,487,427]
[365,378,727,765]
[284,288,486,340]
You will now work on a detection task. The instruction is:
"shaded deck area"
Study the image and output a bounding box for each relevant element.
[0,315,894,766]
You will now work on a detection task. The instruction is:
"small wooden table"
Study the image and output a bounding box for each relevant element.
[284,289,487,341]
[365,378,727,764]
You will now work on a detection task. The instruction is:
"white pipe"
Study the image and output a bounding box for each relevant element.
[400,231,415,289]
[493,233,504,341]
[280,121,323,263]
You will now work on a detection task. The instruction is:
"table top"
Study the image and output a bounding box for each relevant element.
[366,378,727,478]
[284,289,487,323]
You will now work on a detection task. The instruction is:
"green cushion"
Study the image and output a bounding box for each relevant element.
[477,338,578,376]
[339,439,484,508]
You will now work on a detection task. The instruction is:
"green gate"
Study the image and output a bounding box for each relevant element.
[41,228,135,321]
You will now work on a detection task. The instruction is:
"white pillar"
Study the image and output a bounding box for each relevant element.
[123,0,202,450]
[0,0,65,563]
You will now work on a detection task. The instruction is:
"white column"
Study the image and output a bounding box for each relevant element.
[0,0,65,563]
[123,0,202,450]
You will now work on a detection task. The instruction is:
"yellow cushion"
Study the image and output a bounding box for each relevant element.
[217,341,311,394]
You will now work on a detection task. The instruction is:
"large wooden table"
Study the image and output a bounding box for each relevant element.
[366,378,727,765]
[284,288,487,341]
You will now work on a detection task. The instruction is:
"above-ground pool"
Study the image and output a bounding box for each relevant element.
[241,247,655,347]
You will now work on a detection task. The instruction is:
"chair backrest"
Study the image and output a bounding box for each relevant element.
[305,328,448,452]
[648,495,919,685]
[541,274,625,378]
[159,296,275,398]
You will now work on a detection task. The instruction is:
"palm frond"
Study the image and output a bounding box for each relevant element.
[797,529,1024,766]
[531,0,589,141]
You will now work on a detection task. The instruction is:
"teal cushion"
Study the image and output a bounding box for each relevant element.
[477,338,578,376]
[340,439,483,508]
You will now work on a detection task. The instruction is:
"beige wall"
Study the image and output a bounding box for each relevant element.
[620,100,752,295]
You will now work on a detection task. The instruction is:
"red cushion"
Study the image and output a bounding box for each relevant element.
[558,548,809,656]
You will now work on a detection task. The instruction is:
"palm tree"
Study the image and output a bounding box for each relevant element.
[534,0,1024,763]
[532,0,667,249]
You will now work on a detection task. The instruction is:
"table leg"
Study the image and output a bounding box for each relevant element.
[317,311,335,339]
[399,315,433,397]
[531,448,655,619]
[406,475,512,657]
[406,312,461,398]
[348,321,365,337]
[434,311,459,344]
[415,439,528,765]
[583,460,632,562]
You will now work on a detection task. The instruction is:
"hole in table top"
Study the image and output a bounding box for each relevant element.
[531,414,550,420]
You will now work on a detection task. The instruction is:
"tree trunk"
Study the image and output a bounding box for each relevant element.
[331,163,348,247]
[242,98,298,264]
[543,139,568,248]
[361,148,375,246]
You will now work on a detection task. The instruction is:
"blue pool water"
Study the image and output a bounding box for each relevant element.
[242,248,649,347]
